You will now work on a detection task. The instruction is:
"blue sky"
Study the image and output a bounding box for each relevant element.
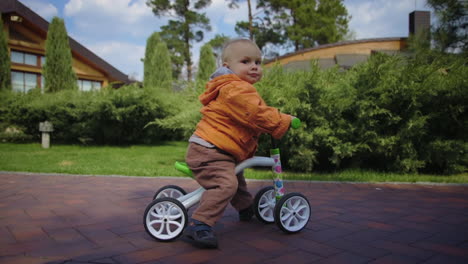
[18,0,432,81]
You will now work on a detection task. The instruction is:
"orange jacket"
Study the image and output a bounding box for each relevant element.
[194,73,291,161]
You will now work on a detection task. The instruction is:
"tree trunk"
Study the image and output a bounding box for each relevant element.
[183,0,192,80]
[248,0,253,40]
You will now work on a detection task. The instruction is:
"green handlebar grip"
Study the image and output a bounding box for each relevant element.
[291,117,301,129]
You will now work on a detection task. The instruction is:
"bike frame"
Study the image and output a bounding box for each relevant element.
[270,147,285,200]
[176,156,276,209]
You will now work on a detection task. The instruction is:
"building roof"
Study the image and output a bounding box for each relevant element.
[264,37,407,65]
[0,0,131,84]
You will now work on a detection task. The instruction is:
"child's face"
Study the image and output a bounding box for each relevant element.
[223,42,262,84]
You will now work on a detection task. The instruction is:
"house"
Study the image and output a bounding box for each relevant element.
[264,11,431,71]
[0,0,131,93]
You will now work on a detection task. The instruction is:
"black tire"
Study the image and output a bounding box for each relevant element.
[153,185,187,200]
[143,197,188,241]
[274,192,311,233]
[254,186,276,224]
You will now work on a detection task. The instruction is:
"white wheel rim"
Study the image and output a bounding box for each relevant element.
[258,189,276,222]
[156,188,184,199]
[145,200,185,240]
[279,196,310,232]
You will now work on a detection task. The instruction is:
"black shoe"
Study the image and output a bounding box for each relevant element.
[239,205,254,221]
[183,219,218,249]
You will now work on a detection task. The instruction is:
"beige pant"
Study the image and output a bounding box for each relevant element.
[185,143,253,226]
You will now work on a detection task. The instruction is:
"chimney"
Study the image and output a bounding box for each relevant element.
[409,11,431,36]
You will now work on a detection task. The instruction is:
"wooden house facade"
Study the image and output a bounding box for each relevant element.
[264,11,430,71]
[1,0,131,93]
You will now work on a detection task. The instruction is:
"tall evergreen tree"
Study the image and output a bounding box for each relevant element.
[208,34,229,66]
[143,32,161,88]
[43,17,77,92]
[0,16,11,91]
[146,0,212,81]
[226,0,254,40]
[258,0,350,51]
[428,0,467,53]
[196,43,216,86]
[225,0,284,57]
[149,41,173,92]
[235,19,285,58]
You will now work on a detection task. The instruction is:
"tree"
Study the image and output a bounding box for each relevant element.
[258,0,350,51]
[143,32,161,88]
[145,39,173,92]
[196,43,216,89]
[235,19,285,58]
[43,17,77,92]
[427,0,467,53]
[0,16,11,91]
[208,34,229,66]
[226,0,254,40]
[146,0,212,81]
[225,0,285,57]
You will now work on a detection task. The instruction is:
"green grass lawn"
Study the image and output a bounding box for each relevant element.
[1,142,467,183]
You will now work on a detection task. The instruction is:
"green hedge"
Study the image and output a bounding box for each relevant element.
[0,86,181,145]
[256,52,467,174]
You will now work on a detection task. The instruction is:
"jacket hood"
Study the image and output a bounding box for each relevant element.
[199,67,239,106]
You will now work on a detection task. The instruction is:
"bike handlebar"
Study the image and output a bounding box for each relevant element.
[291,117,301,129]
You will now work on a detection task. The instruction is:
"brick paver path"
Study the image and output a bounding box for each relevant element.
[0,172,467,264]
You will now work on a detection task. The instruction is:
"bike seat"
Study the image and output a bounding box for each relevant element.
[174,161,193,177]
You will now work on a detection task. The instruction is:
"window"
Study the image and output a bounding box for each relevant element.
[77,79,102,91]
[78,79,102,92]
[11,51,23,64]
[93,81,102,90]
[24,53,37,66]
[11,71,40,93]
[10,50,43,67]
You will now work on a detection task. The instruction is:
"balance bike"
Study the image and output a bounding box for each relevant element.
[143,118,310,241]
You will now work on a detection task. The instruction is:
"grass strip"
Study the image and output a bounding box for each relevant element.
[1,142,466,183]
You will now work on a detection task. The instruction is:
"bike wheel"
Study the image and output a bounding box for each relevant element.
[153,185,187,200]
[254,186,276,224]
[143,197,188,241]
[274,192,310,233]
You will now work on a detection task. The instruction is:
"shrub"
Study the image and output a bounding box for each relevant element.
[256,52,467,174]
[1,86,180,145]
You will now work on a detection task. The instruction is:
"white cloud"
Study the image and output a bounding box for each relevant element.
[344,0,431,39]
[85,40,146,81]
[64,0,166,38]
[19,0,58,21]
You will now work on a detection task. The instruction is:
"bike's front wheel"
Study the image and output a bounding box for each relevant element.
[274,192,310,233]
[254,186,276,224]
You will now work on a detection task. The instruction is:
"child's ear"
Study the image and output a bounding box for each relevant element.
[222,62,229,68]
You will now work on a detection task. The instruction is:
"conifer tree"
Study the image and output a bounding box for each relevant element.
[43,17,77,92]
[428,0,467,53]
[150,41,173,92]
[196,44,216,83]
[147,0,211,80]
[143,32,161,88]
[0,16,11,91]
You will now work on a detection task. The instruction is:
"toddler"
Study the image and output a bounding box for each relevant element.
[184,38,293,248]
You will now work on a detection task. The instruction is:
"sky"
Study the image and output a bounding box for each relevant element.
[18,0,432,81]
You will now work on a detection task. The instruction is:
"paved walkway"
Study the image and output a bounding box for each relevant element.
[0,172,467,264]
